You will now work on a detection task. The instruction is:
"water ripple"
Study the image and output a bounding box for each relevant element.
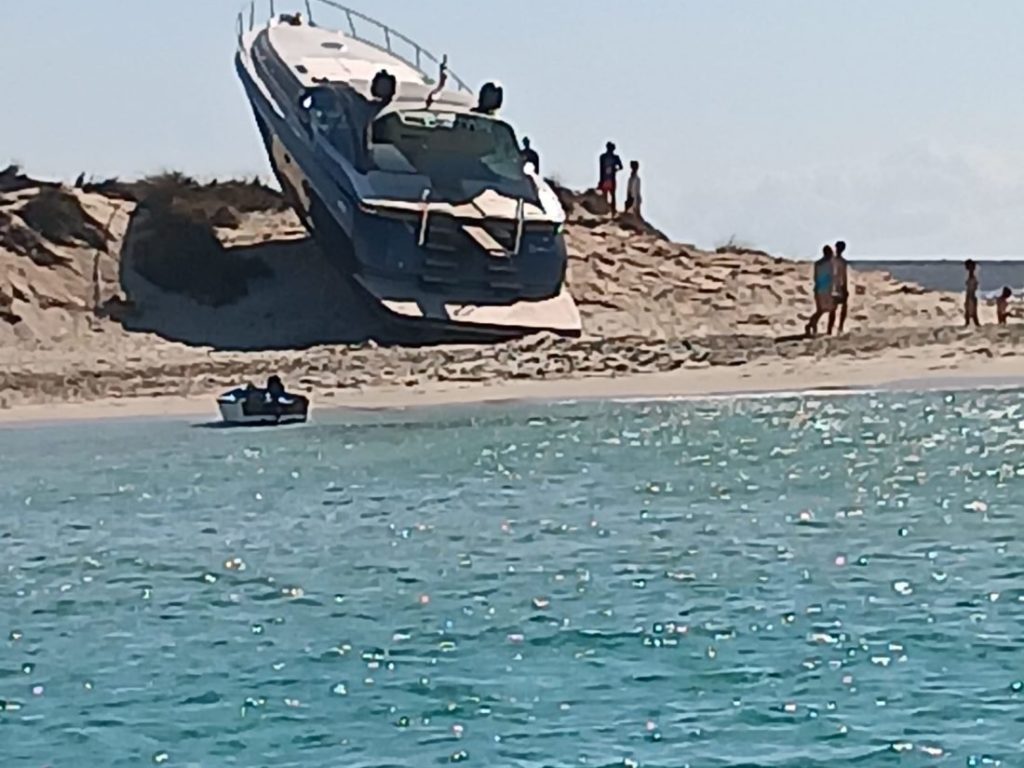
[1,389,1023,764]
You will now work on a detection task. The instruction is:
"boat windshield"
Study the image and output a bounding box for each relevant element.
[369,110,527,185]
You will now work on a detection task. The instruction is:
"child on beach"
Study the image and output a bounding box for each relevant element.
[964,260,980,327]
[805,245,835,336]
[996,287,1012,325]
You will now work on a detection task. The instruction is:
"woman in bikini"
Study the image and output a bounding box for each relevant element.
[805,245,835,336]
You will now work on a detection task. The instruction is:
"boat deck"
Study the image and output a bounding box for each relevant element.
[268,24,423,87]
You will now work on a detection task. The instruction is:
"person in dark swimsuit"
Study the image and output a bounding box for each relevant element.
[520,137,540,174]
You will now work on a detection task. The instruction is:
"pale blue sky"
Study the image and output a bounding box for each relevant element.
[2,0,1023,258]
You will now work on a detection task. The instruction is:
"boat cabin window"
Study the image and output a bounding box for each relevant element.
[368,110,526,184]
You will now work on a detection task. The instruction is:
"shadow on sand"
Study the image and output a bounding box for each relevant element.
[116,233,395,350]
[114,226,516,350]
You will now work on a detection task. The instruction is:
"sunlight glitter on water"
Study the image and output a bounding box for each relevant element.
[1,390,1023,765]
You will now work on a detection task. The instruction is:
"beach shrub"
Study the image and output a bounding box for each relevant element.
[83,171,287,216]
[0,209,71,267]
[714,235,770,258]
[0,164,63,194]
[125,200,271,307]
[0,164,37,194]
[17,188,108,250]
[546,178,576,213]
[545,179,617,218]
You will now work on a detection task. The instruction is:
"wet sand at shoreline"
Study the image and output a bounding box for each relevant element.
[3,348,1021,427]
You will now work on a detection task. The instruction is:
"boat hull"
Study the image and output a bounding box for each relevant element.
[217,389,309,426]
[234,43,581,340]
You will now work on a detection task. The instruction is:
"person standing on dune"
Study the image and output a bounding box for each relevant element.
[624,161,642,218]
[964,259,981,327]
[598,142,623,214]
[829,240,850,334]
[520,137,540,175]
[805,245,835,336]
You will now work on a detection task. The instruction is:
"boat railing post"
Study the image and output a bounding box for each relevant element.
[514,198,525,255]
[270,0,275,17]
[314,1,469,89]
[418,189,431,247]
[249,1,255,29]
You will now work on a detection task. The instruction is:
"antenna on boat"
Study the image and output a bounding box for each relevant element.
[425,55,448,108]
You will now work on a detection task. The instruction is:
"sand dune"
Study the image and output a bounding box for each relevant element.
[1,173,1020,411]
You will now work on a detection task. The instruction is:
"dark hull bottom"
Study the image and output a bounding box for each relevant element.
[254,117,580,342]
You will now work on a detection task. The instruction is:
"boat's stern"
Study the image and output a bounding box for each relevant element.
[343,186,581,338]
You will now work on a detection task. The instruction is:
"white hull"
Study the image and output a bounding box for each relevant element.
[217,400,307,425]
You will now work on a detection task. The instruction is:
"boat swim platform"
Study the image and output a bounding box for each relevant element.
[353,275,582,338]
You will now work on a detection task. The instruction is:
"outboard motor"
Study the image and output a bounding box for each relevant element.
[371,69,397,105]
[475,81,503,114]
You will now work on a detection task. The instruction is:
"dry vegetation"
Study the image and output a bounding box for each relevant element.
[81,171,287,216]
[0,209,68,267]
[18,187,108,250]
[125,199,272,307]
[0,164,56,194]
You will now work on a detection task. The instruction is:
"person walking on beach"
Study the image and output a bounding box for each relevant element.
[805,245,835,336]
[624,161,643,218]
[996,286,1012,325]
[598,142,623,213]
[520,137,540,174]
[828,240,850,334]
[964,259,981,327]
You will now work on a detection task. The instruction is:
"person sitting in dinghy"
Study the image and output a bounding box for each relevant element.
[266,375,286,401]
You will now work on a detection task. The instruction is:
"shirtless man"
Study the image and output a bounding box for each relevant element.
[598,142,624,213]
[964,259,981,327]
[805,245,835,336]
[828,240,850,334]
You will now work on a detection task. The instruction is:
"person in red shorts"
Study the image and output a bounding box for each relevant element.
[598,142,623,213]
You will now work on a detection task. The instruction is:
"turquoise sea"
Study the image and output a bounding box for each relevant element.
[2,390,1024,767]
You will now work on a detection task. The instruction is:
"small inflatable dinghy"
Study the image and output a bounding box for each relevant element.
[217,376,309,426]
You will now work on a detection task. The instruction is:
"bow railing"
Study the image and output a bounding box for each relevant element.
[236,0,471,93]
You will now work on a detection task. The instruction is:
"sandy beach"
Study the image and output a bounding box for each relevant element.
[2,169,1022,424]
[2,341,1022,428]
